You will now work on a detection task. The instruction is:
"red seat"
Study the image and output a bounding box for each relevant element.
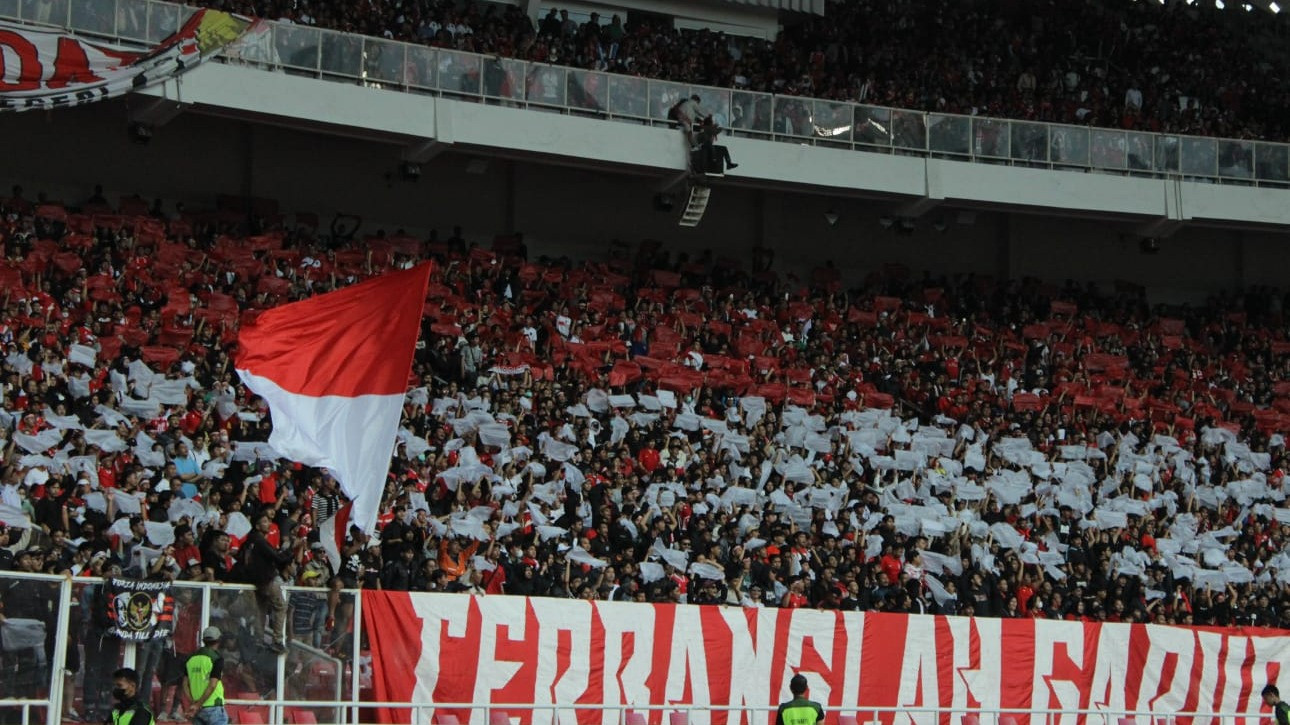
[962,716,980,725]
[286,708,318,724]
[436,715,461,725]
[670,713,688,725]
[491,711,511,725]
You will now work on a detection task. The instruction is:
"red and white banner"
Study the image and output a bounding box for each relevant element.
[363,591,1290,725]
[0,9,250,112]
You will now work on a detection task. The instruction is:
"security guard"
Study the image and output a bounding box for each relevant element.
[776,674,825,725]
[106,667,155,725]
[182,627,227,725]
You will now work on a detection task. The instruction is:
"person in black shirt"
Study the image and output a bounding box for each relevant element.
[201,531,234,583]
[1263,684,1290,725]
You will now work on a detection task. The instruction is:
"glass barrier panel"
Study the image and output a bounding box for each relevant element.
[116,0,148,41]
[319,30,363,79]
[20,0,66,26]
[891,109,926,150]
[730,91,771,133]
[0,0,16,20]
[209,587,280,704]
[70,0,114,34]
[854,106,892,147]
[928,114,970,156]
[273,23,321,73]
[813,100,854,142]
[607,75,648,118]
[285,587,354,725]
[1010,122,1048,162]
[691,87,731,129]
[70,580,126,723]
[1050,126,1090,167]
[405,45,437,91]
[436,50,482,96]
[650,81,688,122]
[1127,132,1154,171]
[362,38,405,87]
[1255,143,1289,183]
[124,582,207,720]
[1090,129,1127,170]
[568,70,609,113]
[1153,135,1180,173]
[0,573,60,715]
[483,58,526,101]
[224,23,279,69]
[1217,140,1254,179]
[973,117,1010,158]
[772,96,813,138]
[526,65,567,107]
[1180,137,1217,177]
[145,0,180,43]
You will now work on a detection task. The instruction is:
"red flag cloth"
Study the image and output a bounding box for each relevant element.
[236,264,431,534]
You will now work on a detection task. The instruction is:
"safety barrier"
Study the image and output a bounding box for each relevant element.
[4,0,1289,187]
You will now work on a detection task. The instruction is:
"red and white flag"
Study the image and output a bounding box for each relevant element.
[236,264,431,536]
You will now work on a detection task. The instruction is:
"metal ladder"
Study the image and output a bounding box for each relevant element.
[679,185,711,227]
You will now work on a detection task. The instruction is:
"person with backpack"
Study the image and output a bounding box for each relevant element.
[240,514,303,653]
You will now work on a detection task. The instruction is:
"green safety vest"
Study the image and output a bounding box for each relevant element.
[185,647,226,707]
[776,697,825,725]
[110,701,155,725]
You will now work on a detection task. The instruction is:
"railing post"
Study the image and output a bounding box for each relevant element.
[352,590,363,724]
[46,576,72,725]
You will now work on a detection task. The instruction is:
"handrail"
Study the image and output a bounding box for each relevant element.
[10,0,1290,188]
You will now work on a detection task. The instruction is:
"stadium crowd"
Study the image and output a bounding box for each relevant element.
[182,0,1290,142]
[0,187,1289,714]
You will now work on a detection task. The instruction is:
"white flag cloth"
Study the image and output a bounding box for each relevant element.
[236,264,431,534]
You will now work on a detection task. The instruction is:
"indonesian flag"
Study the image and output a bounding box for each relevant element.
[236,264,432,536]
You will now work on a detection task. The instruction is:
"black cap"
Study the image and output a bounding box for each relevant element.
[790,674,808,696]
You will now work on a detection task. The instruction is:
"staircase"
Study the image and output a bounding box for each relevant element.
[679,184,711,227]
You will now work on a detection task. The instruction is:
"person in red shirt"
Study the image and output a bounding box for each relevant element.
[637,443,660,474]
[171,524,202,573]
[879,544,904,584]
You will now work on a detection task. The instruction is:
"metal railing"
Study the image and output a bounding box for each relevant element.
[5,0,1290,188]
[0,570,1268,725]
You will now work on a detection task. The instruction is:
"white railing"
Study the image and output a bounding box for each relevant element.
[186,700,1270,725]
[0,571,1270,725]
[5,0,1290,187]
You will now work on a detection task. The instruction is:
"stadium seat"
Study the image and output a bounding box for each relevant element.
[838,714,859,725]
[626,712,647,725]
[437,715,461,725]
[961,715,979,725]
[285,708,318,724]
[670,712,688,725]
[491,710,512,725]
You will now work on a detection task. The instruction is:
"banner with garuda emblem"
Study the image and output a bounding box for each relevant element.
[106,578,175,641]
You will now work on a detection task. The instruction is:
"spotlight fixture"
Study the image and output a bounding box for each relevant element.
[878,215,895,230]
[823,210,839,226]
[400,161,422,181]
